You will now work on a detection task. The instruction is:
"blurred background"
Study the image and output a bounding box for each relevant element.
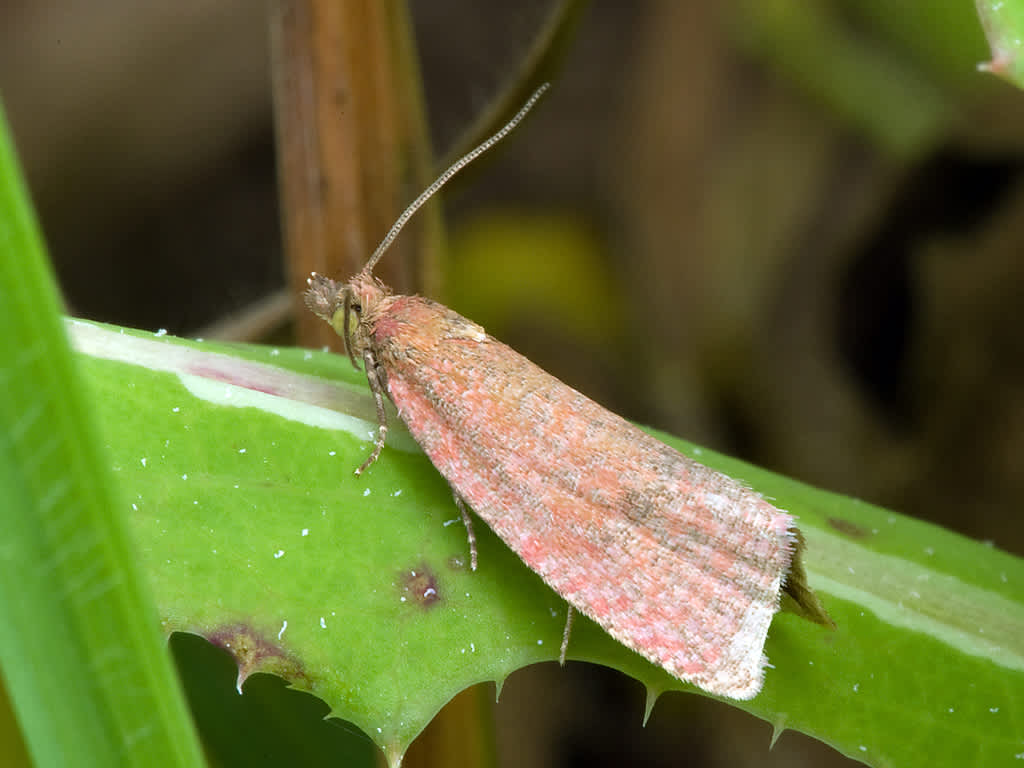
[2,1,1021,765]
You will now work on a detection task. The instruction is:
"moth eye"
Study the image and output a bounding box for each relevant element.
[351,302,362,314]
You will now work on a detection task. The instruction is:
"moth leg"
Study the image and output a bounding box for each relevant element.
[452,493,478,571]
[559,606,575,666]
[355,348,388,475]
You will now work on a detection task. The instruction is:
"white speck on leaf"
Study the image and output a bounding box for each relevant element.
[278,620,287,639]
[302,528,309,536]
[140,457,147,467]
[274,549,285,559]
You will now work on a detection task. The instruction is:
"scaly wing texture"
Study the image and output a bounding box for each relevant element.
[373,296,795,699]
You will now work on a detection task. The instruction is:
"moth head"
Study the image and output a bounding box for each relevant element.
[340,271,389,367]
[304,272,342,323]
[304,271,386,369]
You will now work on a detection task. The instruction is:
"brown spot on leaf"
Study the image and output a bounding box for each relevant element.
[399,564,441,609]
[206,623,306,691]
[827,517,872,539]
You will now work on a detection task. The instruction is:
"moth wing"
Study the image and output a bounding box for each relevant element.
[378,308,793,699]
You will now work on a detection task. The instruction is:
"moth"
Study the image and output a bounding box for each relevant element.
[305,84,828,699]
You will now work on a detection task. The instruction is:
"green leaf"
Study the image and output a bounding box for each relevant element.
[70,318,1024,767]
[0,103,204,765]
[976,0,1024,86]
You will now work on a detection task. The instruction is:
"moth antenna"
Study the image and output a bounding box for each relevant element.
[361,82,551,275]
